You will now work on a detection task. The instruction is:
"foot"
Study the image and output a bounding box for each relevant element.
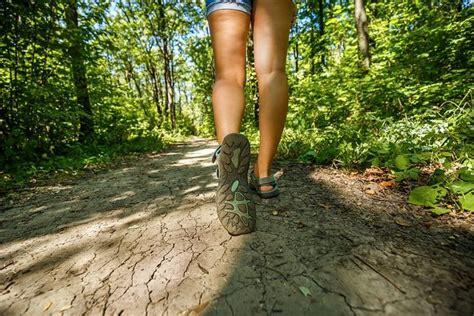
[215,133,256,235]
[249,169,280,199]
[253,166,274,193]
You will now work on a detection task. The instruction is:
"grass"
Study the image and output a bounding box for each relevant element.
[0,134,177,193]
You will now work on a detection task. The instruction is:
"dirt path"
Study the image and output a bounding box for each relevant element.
[1,137,473,315]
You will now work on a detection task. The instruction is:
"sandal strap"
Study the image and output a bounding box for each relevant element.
[257,175,277,186]
[211,144,222,163]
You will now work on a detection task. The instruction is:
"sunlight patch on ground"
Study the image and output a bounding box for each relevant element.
[183,147,215,159]
[174,147,215,167]
[109,190,136,202]
[182,185,202,195]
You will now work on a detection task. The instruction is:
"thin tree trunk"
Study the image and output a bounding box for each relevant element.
[65,0,94,142]
[163,38,175,128]
[293,20,299,72]
[310,0,316,74]
[248,30,259,127]
[169,40,176,129]
[145,61,163,123]
[355,0,370,70]
[318,0,325,66]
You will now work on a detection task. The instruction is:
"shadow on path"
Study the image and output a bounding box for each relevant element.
[0,137,472,315]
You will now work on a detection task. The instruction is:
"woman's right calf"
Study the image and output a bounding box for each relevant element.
[208,10,250,143]
[212,76,246,142]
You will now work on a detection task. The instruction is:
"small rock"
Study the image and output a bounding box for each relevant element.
[395,218,412,227]
[365,189,376,195]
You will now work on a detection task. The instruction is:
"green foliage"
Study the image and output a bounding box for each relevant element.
[405,162,474,214]
[0,134,166,192]
[408,186,447,207]
[274,1,473,214]
[1,0,195,182]
[1,0,473,217]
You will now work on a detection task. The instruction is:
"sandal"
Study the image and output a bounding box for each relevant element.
[249,170,280,198]
[211,133,256,235]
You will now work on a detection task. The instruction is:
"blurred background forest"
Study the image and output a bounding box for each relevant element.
[1,0,473,212]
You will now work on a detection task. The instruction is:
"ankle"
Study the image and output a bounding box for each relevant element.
[254,163,271,178]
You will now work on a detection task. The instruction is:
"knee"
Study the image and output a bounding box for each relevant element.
[255,65,287,83]
[215,69,246,89]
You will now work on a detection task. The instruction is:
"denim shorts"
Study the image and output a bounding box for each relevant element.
[206,0,253,17]
[206,0,296,17]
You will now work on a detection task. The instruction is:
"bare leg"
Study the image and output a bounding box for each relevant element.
[208,11,250,143]
[252,0,294,191]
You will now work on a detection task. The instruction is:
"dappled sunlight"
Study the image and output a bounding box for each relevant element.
[0,138,254,315]
[183,147,216,159]
[182,185,203,195]
[2,0,472,312]
[1,139,473,315]
[206,182,218,188]
[109,190,136,202]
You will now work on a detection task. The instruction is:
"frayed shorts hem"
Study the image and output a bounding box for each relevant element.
[206,2,252,17]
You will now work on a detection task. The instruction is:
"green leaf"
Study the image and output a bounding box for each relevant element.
[394,154,411,171]
[459,169,474,182]
[459,193,474,212]
[411,152,431,163]
[450,181,474,194]
[299,286,312,297]
[430,206,450,215]
[408,186,447,207]
[395,168,420,182]
[430,168,446,184]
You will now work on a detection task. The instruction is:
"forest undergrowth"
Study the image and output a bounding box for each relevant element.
[1,1,472,215]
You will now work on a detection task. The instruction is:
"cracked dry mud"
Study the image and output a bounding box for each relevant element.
[1,137,473,315]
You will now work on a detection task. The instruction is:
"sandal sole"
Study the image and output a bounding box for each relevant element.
[250,186,280,199]
[216,133,256,235]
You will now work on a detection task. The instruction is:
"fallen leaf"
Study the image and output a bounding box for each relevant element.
[364,167,385,176]
[395,218,411,227]
[380,180,395,188]
[365,189,376,195]
[299,286,312,297]
[43,302,52,311]
[128,225,140,230]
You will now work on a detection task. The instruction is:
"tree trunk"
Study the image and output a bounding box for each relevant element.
[293,20,299,72]
[317,0,326,66]
[248,30,259,127]
[355,0,370,71]
[169,40,176,129]
[156,0,175,128]
[163,38,175,128]
[65,0,94,142]
[145,61,163,124]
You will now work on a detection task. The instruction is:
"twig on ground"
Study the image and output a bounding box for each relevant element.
[354,254,406,294]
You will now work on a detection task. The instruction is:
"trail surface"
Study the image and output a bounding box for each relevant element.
[1,137,473,315]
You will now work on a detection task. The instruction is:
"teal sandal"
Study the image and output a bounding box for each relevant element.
[249,171,280,198]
